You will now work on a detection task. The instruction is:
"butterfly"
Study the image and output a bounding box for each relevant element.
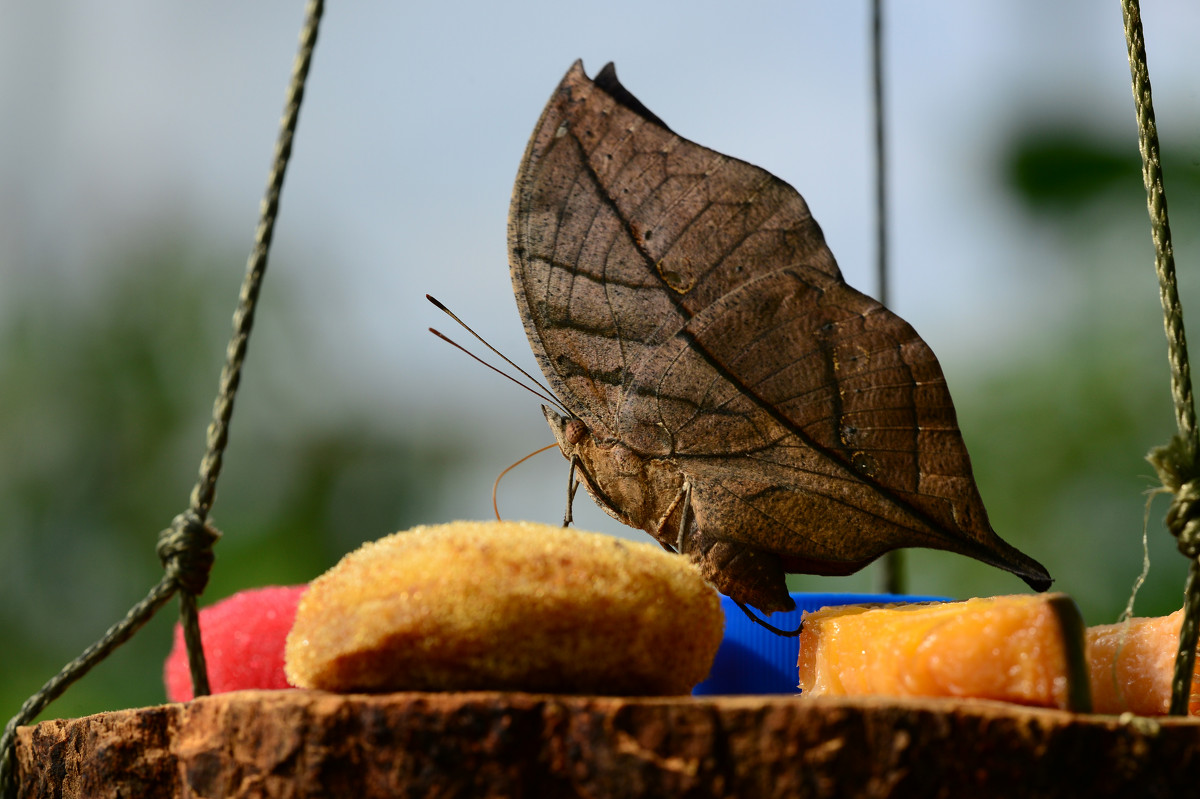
[507,61,1050,615]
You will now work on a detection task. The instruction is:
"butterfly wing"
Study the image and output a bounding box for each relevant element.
[508,61,1049,593]
[624,263,1047,583]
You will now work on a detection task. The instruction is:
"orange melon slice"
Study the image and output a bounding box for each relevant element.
[1087,609,1200,716]
[797,593,1091,712]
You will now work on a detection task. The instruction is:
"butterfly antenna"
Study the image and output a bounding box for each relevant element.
[427,295,568,414]
[733,599,803,637]
[429,328,566,411]
[492,442,560,521]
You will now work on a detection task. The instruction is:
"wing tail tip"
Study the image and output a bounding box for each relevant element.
[974,534,1053,592]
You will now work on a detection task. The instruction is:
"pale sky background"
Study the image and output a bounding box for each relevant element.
[2,1,1198,545]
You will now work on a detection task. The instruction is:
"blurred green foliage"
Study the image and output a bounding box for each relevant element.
[1007,126,1200,213]
[0,236,465,721]
[3,123,1200,727]
[984,125,1200,621]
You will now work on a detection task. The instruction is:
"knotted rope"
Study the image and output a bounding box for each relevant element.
[157,510,222,596]
[1146,438,1200,715]
[0,2,323,794]
[1120,0,1200,716]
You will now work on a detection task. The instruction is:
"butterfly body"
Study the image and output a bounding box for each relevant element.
[543,404,685,541]
[544,405,799,613]
[511,61,1050,614]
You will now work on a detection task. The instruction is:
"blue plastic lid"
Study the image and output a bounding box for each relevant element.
[692,591,947,695]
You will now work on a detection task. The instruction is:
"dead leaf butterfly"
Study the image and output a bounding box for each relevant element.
[507,61,1050,616]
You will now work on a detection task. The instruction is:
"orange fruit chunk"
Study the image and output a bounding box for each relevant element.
[1087,609,1200,716]
[797,594,1090,711]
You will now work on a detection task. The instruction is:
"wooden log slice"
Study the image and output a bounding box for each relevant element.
[15,690,1200,798]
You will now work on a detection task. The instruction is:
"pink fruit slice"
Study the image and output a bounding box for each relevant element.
[164,584,307,702]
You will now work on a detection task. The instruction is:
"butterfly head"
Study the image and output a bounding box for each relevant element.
[542,405,589,453]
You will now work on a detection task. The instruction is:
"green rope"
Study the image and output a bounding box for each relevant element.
[1120,0,1200,716]
[870,0,905,595]
[0,2,324,794]
[157,511,222,696]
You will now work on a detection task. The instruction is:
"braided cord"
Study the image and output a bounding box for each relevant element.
[180,0,323,696]
[1120,0,1200,716]
[0,2,324,794]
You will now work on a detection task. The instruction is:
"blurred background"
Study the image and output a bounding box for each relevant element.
[2,1,1199,719]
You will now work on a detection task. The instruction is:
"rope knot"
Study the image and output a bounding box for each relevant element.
[1148,435,1200,560]
[1167,480,1200,559]
[156,510,221,595]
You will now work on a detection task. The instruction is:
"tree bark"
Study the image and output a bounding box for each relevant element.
[15,690,1200,798]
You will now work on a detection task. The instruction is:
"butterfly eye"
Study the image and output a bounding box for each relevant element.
[565,419,588,445]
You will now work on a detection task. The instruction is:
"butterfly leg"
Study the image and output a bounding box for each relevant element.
[733,599,803,637]
[562,454,582,527]
[675,481,694,555]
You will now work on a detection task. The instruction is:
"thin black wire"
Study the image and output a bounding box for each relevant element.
[871,0,906,595]
[0,2,324,793]
[872,0,889,312]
